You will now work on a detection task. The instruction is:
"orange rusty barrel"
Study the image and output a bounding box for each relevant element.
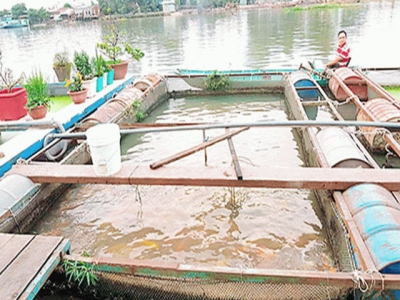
[83,99,126,125]
[113,86,143,106]
[356,98,400,152]
[328,68,368,101]
[132,74,163,92]
[133,78,153,92]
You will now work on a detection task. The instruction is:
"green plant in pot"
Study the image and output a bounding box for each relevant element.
[24,69,52,120]
[53,48,72,82]
[74,50,96,98]
[65,72,88,104]
[92,52,106,92]
[0,51,27,121]
[97,17,144,80]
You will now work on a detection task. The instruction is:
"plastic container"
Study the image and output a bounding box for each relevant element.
[316,127,372,168]
[328,67,368,101]
[343,183,400,273]
[86,124,121,176]
[0,174,35,209]
[290,71,319,100]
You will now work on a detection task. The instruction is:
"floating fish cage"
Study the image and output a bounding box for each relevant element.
[4,71,400,299]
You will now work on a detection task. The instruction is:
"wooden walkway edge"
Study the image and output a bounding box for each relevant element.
[9,164,400,191]
[0,234,70,300]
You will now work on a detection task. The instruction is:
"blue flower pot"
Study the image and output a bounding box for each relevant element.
[107,69,114,85]
[96,76,104,92]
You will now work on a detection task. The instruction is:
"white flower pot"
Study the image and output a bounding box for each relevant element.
[82,78,97,98]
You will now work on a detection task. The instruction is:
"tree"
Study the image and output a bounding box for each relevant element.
[11,3,27,18]
[27,8,50,25]
[0,10,11,17]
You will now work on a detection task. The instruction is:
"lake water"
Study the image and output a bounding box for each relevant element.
[0,1,399,82]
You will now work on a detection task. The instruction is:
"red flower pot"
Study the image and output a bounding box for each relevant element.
[68,89,88,104]
[110,61,128,80]
[0,87,27,121]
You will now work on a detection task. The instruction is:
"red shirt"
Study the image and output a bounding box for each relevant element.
[336,42,350,67]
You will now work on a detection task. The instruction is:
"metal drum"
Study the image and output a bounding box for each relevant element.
[328,68,368,101]
[0,174,36,210]
[83,99,126,125]
[316,127,373,168]
[113,87,143,106]
[343,183,400,273]
[133,78,154,92]
[290,71,319,100]
[356,98,400,152]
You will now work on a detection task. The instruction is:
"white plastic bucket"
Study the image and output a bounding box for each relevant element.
[86,123,121,176]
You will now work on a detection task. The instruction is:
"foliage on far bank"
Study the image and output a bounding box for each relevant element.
[285,3,342,12]
[0,3,51,26]
[98,0,162,14]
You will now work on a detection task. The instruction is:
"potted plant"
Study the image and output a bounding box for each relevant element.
[73,51,96,98]
[24,69,52,119]
[92,52,106,92]
[97,19,144,80]
[53,48,72,82]
[65,72,88,104]
[0,52,27,121]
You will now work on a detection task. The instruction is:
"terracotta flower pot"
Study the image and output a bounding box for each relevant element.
[28,105,48,120]
[68,89,88,104]
[110,61,128,80]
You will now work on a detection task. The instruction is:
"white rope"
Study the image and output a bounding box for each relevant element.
[352,270,370,293]
[366,269,385,291]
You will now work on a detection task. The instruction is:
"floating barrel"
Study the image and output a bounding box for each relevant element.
[343,183,400,273]
[0,174,36,210]
[316,128,373,168]
[132,74,163,92]
[328,68,368,101]
[113,86,143,106]
[83,100,126,125]
[356,98,400,152]
[289,71,319,100]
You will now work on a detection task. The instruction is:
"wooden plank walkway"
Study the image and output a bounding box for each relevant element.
[9,164,400,191]
[0,234,70,300]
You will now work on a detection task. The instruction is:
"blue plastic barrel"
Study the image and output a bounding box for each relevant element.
[343,183,400,273]
[290,71,319,100]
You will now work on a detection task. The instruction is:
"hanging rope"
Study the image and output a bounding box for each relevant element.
[352,270,370,293]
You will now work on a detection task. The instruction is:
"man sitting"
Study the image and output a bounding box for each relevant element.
[326,30,351,68]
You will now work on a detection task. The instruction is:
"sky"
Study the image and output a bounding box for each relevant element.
[0,0,94,11]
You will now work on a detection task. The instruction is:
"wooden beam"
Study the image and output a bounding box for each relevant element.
[9,164,400,191]
[65,254,400,290]
[225,128,242,180]
[149,127,249,169]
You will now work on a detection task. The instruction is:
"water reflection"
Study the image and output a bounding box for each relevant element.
[0,3,399,81]
[31,94,334,271]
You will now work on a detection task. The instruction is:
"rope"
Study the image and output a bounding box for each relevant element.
[8,209,22,233]
[331,96,354,108]
[366,269,385,291]
[352,270,370,293]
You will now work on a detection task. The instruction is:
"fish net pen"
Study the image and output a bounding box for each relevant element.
[39,263,354,300]
[37,189,360,300]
